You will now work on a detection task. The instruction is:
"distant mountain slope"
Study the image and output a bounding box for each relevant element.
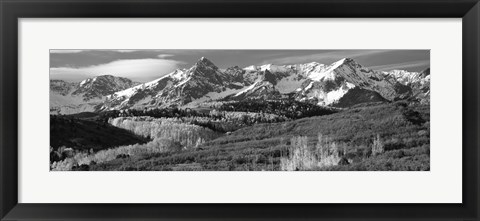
[50,75,139,114]
[383,68,430,104]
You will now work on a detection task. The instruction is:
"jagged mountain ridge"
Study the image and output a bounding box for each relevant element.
[97,57,429,111]
[97,57,250,111]
[50,75,139,114]
[51,57,430,114]
[73,75,139,101]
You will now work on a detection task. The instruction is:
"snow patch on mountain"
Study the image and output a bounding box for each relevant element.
[319,82,356,105]
[243,65,257,71]
[235,82,259,96]
[184,87,246,108]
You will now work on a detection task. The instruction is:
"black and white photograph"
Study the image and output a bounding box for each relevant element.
[49,49,430,171]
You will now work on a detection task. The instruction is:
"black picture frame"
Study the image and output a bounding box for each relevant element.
[1,0,479,220]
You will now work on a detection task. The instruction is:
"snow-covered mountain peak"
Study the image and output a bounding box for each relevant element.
[259,64,273,70]
[243,63,291,73]
[74,75,136,93]
[330,57,358,68]
[304,58,360,81]
[244,65,257,71]
[258,64,290,73]
[385,69,414,76]
[382,69,429,86]
[294,61,325,71]
[311,57,378,82]
[302,61,322,67]
[78,75,110,87]
[196,56,217,68]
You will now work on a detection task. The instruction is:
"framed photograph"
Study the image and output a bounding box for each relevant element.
[1,0,479,220]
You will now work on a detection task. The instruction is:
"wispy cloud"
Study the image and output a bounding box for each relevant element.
[114,50,141,53]
[50,58,186,82]
[50,49,155,54]
[368,60,430,71]
[50,49,84,54]
[157,54,174,59]
[259,50,390,65]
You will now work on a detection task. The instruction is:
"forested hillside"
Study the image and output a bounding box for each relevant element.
[70,101,429,171]
[50,116,149,150]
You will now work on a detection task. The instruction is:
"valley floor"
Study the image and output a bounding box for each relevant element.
[50,101,430,171]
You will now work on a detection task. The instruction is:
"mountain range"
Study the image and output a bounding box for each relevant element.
[50,57,430,114]
[50,75,138,114]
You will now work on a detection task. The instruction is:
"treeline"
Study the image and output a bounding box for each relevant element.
[98,108,209,120]
[217,99,337,119]
[99,99,337,122]
[99,107,290,133]
[94,99,336,133]
[109,117,220,148]
[191,110,288,132]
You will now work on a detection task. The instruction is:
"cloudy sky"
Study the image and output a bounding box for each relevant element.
[50,49,430,83]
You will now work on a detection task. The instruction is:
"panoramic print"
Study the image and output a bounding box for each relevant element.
[50,50,430,171]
